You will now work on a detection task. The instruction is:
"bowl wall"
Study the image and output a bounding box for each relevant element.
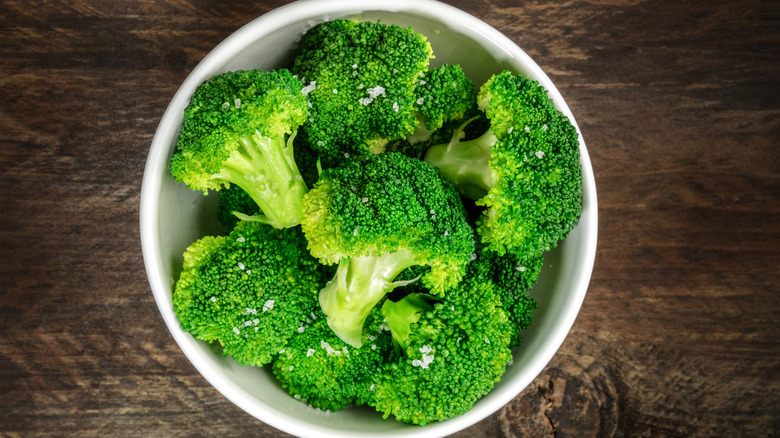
[140,1,598,437]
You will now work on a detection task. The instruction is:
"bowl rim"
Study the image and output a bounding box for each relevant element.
[140,0,598,436]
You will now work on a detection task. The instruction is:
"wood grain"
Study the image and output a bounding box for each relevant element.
[1,0,778,436]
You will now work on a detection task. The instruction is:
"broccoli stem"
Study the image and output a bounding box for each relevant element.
[381,293,434,354]
[319,249,420,348]
[406,113,436,145]
[215,131,307,229]
[424,121,496,200]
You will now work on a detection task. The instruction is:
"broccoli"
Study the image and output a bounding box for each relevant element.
[300,152,474,347]
[172,221,333,366]
[216,184,259,231]
[381,292,435,352]
[470,244,540,348]
[169,69,310,229]
[292,19,433,168]
[403,64,478,150]
[271,307,394,411]
[370,256,514,425]
[424,70,583,257]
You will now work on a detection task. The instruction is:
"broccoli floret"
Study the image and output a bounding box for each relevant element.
[169,69,309,229]
[370,258,514,425]
[300,152,474,347]
[172,221,333,366]
[292,19,433,168]
[381,292,435,353]
[424,70,583,256]
[216,184,259,231]
[404,64,478,149]
[471,244,540,348]
[271,307,394,411]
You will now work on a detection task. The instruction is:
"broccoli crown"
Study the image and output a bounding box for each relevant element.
[169,69,310,228]
[370,258,514,425]
[292,19,433,167]
[302,151,474,291]
[416,64,477,132]
[425,71,583,256]
[395,64,479,158]
[172,221,333,366]
[271,307,394,411]
[216,184,260,231]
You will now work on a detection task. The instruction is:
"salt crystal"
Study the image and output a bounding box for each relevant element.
[301,81,316,95]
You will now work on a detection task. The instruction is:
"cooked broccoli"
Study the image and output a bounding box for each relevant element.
[470,244,540,348]
[169,69,309,229]
[172,221,333,366]
[271,307,394,411]
[404,64,478,149]
[292,19,433,168]
[424,70,583,256]
[216,184,259,231]
[381,292,435,352]
[168,19,584,425]
[370,256,514,425]
[300,152,474,347]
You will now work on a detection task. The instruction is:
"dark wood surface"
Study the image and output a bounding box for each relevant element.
[2,0,778,436]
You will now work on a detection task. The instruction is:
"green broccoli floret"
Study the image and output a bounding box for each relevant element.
[300,152,474,347]
[216,184,259,231]
[381,293,435,352]
[471,244,540,348]
[424,70,583,256]
[169,69,309,229]
[172,221,333,366]
[370,258,514,425]
[404,64,478,149]
[271,307,394,411]
[292,19,433,168]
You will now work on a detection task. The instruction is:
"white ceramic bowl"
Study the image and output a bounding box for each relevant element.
[140,0,598,436]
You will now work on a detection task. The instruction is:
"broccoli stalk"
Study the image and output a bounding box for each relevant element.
[381,293,434,353]
[169,69,310,229]
[424,70,583,256]
[423,119,496,200]
[213,131,306,228]
[318,250,421,347]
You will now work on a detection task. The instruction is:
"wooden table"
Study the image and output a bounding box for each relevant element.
[2,0,778,436]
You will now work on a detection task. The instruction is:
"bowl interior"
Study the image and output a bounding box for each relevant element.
[141,1,597,437]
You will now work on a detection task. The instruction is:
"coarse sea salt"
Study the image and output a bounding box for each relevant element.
[301,81,316,95]
[367,86,386,99]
